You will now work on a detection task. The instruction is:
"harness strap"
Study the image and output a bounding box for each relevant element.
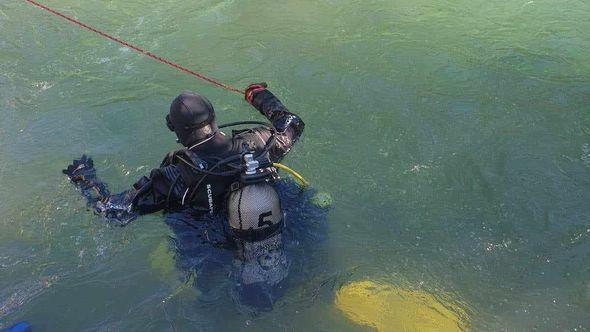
[230,220,284,242]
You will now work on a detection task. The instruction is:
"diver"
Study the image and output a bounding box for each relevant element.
[63,83,304,224]
[63,83,306,309]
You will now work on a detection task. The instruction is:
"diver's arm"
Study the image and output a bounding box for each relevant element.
[245,83,305,161]
[63,155,138,225]
[63,155,185,225]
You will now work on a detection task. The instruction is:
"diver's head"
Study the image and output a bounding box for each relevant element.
[167,91,218,147]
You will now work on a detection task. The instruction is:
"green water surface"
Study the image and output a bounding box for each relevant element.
[1,0,590,330]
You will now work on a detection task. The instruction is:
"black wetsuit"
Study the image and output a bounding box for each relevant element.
[65,89,304,225]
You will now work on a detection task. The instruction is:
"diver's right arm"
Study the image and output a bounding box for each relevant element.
[63,155,185,226]
[63,155,138,225]
[63,155,184,225]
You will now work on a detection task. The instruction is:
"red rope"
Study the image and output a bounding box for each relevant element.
[24,0,244,94]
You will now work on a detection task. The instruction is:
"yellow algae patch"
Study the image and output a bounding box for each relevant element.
[335,280,468,332]
[149,240,200,302]
[149,240,177,281]
[162,272,199,304]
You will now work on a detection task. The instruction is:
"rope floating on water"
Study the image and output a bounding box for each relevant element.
[24,0,244,94]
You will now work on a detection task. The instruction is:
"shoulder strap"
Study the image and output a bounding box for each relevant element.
[170,150,208,186]
[160,149,185,167]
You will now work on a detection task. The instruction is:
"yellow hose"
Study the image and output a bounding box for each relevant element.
[273,163,310,189]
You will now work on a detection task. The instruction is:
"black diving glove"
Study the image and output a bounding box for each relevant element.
[245,82,289,121]
[63,155,110,203]
[63,155,137,225]
[245,82,268,108]
[62,154,97,183]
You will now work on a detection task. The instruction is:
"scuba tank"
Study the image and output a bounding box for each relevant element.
[227,153,283,242]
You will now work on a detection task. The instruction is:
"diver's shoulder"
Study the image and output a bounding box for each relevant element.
[160,148,187,166]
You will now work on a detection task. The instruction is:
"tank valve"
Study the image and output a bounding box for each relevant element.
[243,153,259,175]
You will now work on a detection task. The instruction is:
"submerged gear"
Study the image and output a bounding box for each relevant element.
[163,181,329,312]
[167,91,218,146]
[231,231,289,310]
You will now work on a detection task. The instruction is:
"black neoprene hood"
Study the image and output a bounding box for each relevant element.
[167,91,217,146]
